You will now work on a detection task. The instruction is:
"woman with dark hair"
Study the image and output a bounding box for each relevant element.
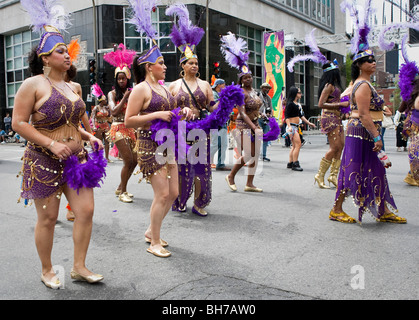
[104,44,138,203]
[125,47,178,257]
[166,4,215,216]
[330,50,406,224]
[285,87,315,171]
[13,1,105,288]
[314,62,346,188]
[226,72,264,191]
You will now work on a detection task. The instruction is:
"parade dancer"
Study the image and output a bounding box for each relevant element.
[166,3,215,217]
[104,44,137,203]
[125,0,194,257]
[330,0,406,224]
[221,32,264,193]
[288,29,346,188]
[14,0,106,289]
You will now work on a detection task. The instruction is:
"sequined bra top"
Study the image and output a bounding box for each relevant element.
[327,87,341,104]
[175,84,207,112]
[32,86,86,131]
[244,91,262,120]
[142,82,175,114]
[351,80,384,112]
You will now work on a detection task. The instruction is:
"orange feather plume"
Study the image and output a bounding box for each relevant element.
[68,39,80,63]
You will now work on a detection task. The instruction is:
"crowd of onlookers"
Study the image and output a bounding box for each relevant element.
[1,112,26,145]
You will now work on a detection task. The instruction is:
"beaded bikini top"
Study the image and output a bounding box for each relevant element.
[327,87,341,103]
[244,90,262,115]
[32,85,86,131]
[175,84,207,112]
[351,80,384,111]
[142,82,175,113]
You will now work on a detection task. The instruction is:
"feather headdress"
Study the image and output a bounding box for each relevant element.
[103,43,137,79]
[127,0,163,66]
[166,3,205,64]
[220,32,250,77]
[287,29,330,73]
[91,83,106,102]
[341,0,375,61]
[377,21,419,51]
[67,39,80,63]
[21,0,71,57]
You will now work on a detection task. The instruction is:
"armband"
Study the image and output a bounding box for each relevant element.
[373,135,381,143]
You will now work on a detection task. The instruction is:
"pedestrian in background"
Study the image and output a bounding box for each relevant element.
[4,112,11,133]
[258,83,273,162]
[210,78,230,171]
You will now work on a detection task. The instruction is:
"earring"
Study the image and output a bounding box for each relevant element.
[43,63,51,77]
[196,72,200,79]
[150,71,156,83]
[179,70,185,78]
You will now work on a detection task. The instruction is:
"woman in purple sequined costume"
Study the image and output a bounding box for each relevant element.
[168,55,216,217]
[126,47,184,258]
[315,63,346,189]
[12,39,104,288]
[330,51,406,224]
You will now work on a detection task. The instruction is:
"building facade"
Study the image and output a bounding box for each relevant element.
[0,0,346,126]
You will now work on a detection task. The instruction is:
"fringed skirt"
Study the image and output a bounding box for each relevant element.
[335,118,398,222]
[135,130,174,182]
[321,111,343,135]
[408,120,419,183]
[107,122,136,145]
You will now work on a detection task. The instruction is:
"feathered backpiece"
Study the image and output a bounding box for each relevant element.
[127,0,163,66]
[67,39,80,63]
[398,35,419,102]
[341,0,375,60]
[91,83,106,102]
[127,0,159,42]
[103,43,137,79]
[287,29,329,73]
[21,0,71,57]
[220,32,250,76]
[21,0,71,34]
[166,3,205,64]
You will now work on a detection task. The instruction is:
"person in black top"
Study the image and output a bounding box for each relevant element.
[284,87,315,171]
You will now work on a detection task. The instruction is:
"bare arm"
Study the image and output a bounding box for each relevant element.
[108,90,131,117]
[318,84,342,110]
[125,84,173,128]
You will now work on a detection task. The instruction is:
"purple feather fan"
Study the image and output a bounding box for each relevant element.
[63,143,107,193]
[220,32,250,71]
[20,0,71,33]
[287,29,328,72]
[378,22,419,51]
[150,107,190,163]
[399,35,419,102]
[127,0,159,42]
[149,84,244,160]
[166,3,205,48]
[262,118,280,142]
[339,96,351,114]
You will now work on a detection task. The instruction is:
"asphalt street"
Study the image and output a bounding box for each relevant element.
[0,129,418,302]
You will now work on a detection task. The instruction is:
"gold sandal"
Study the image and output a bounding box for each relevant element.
[329,209,356,223]
[377,213,407,224]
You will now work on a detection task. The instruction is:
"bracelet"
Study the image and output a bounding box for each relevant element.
[48,140,55,149]
[373,135,381,142]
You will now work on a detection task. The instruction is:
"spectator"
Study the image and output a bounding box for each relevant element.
[0,129,6,144]
[257,83,273,161]
[4,112,11,133]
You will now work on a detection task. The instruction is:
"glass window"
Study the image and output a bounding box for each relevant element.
[4,30,39,108]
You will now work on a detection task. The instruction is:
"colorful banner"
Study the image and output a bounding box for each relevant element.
[263,31,285,121]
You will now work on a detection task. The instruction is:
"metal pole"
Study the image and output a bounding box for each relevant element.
[92,0,98,83]
[205,0,209,82]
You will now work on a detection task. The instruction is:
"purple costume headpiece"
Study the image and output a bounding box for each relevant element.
[21,0,71,57]
[340,0,375,61]
[166,3,205,64]
[399,35,419,102]
[287,28,330,73]
[220,32,251,78]
[127,0,163,65]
